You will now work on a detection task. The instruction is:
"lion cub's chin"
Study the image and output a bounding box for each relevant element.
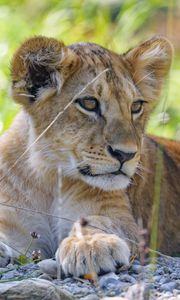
[79,174,131,191]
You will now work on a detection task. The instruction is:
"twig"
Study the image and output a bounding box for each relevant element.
[0,202,77,223]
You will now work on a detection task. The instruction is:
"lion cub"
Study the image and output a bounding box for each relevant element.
[0,35,179,276]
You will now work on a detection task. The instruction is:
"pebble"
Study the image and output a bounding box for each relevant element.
[133,259,141,265]
[38,259,57,278]
[153,275,162,282]
[171,272,180,280]
[0,279,73,300]
[106,290,117,296]
[0,257,179,299]
[144,263,156,272]
[159,277,170,285]
[155,268,164,275]
[119,274,136,284]
[130,264,142,274]
[19,263,40,271]
[0,267,9,273]
[99,272,119,288]
[163,266,171,273]
[1,270,21,280]
[63,278,74,284]
[38,273,53,281]
[80,295,99,300]
[160,281,177,292]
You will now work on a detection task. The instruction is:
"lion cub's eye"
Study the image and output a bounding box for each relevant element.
[131,100,144,115]
[75,96,101,115]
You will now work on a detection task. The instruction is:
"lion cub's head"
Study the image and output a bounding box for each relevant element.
[11,36,173,190]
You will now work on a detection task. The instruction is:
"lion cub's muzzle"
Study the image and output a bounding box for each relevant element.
[78,146,136,178]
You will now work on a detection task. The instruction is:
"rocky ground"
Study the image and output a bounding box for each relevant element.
[0,257,179,299]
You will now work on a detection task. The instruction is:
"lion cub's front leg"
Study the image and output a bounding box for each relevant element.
[56,214,137,277]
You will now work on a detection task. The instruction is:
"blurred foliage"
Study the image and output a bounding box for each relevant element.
[0,0,179,139]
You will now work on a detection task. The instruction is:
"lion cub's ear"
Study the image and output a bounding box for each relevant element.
[11,36,80,106]
[125,36,173,101]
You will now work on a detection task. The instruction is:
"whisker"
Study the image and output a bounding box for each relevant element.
[137,162,152,174]
[135,171,144,180]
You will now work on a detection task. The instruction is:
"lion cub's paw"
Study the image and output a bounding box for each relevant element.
[56,233,130,277]
[0,241,12,267]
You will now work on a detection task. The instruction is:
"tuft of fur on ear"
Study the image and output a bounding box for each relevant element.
[11,36,80,105]
[125,36,173,101]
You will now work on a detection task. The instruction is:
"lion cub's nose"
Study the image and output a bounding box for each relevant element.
[107,145,136,164]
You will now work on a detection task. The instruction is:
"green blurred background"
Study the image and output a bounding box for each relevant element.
[0,0,179,139]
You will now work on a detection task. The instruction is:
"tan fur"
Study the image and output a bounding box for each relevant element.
[0,36,179,275]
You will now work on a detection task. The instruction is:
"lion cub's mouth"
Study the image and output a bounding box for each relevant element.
[79,165,128,177]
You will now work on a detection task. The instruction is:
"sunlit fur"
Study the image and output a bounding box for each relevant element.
[0,36,179,275]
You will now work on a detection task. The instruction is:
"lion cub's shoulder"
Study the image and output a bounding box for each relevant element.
[149,135,180,165]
